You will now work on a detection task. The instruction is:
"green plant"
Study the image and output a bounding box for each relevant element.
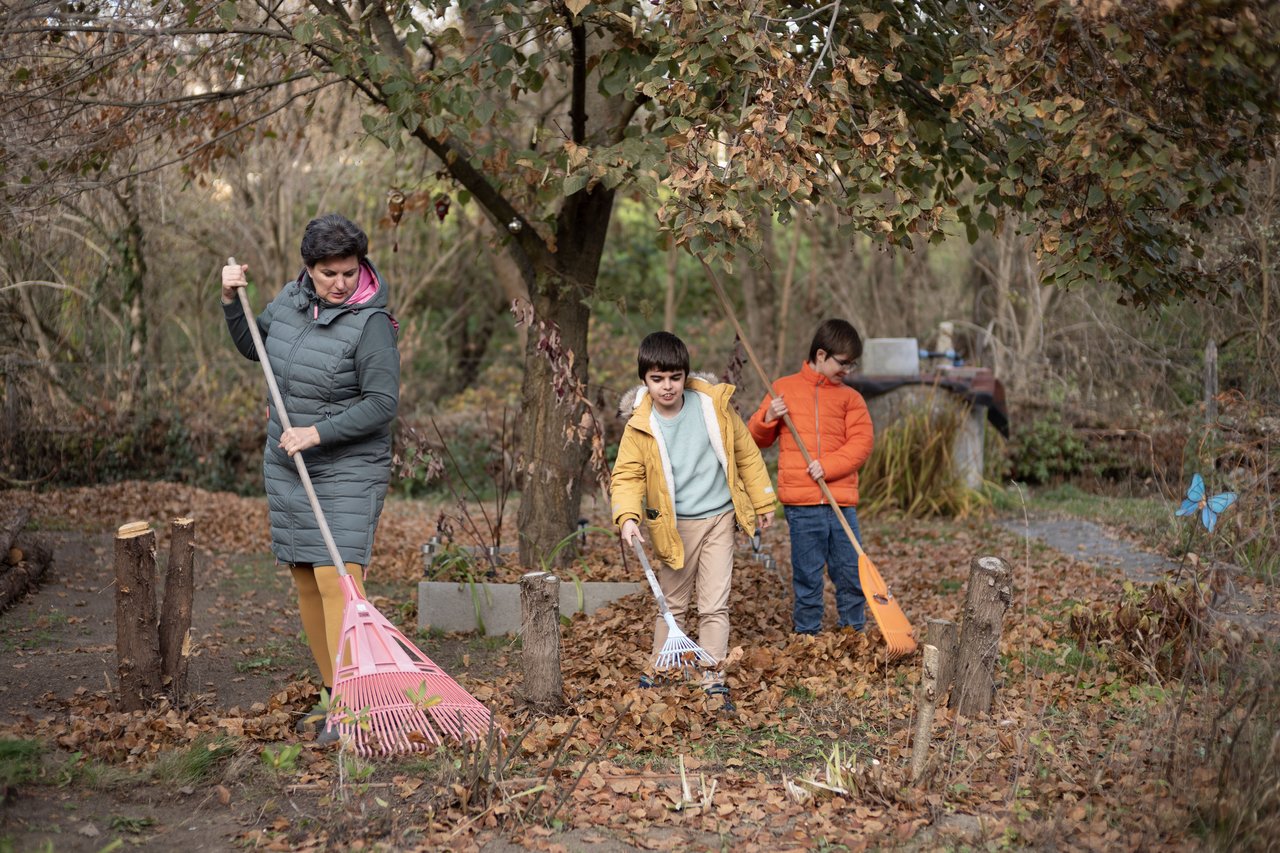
[1007,412,1094,484]
[860,397,988,517]
[109,815,156,834]
[260,743,303,774]
[151,736,238,786]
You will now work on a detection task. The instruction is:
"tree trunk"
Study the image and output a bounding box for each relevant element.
[516,280,592,569]
[159,517,195,703]
[514,184,615,568]
[950,555,1012,716]
[115,521,161,711]
[519,571,564,712]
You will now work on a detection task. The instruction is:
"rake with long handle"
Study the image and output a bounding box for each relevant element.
[700,259,918,659]
[630,539,718,675]
[227,258,496,754]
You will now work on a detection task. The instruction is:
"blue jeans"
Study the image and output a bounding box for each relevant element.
[782,504,865,634]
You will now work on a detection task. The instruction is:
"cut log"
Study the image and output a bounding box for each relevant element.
[519,571,564,712]
[0,533,52,613]
[159,517,195,703]
[911,643,942,783]
[1,507,30,560]
[115,521,161,711]
[950,555,1012,716]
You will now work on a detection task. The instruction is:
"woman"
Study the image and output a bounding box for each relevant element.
[221,214,399,743]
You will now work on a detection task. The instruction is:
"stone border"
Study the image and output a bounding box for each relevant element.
[418,579,643,636]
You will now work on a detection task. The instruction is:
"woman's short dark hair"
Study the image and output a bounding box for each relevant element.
[637,331,690,379]
[808,318,863,363]
[300,214,368,266]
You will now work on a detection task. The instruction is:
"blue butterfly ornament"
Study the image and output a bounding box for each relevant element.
[1175,473,1237,533]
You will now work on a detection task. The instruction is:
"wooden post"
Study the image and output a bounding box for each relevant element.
[519,571,564,712]
[159,517,195,703]
[925,617,959,699]
[950,556,1012,717]
[115,521,161,711]
[1204,340,1218,423]
[910,643,942,783]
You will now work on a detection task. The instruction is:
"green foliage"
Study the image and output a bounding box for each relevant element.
[0,740,43,798]
[1007,412,1094,484]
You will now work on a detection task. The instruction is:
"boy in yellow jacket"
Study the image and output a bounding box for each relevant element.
[612,332,776,713]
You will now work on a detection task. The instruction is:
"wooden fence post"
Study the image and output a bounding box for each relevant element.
[159,517,195,703]
[520,571,564,712]
[1204,340,1218,423]
[911,643,942,783]
[115,521,161,711]
[925,617,959,699]
[950,555,1012,717]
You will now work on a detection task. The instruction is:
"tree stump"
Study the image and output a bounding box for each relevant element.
[950,555,1012,716]
[520,571,564,712]
[115,521,161,711]
[910,643,942,783]
[925,617,959,700]
[159,518,195,703]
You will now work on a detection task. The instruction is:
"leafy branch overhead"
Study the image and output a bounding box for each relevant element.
[3,1,1277,307]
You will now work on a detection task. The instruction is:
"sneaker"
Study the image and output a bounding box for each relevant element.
[704,683,736,715]
[295,701,326,734]
[638,675,656,689]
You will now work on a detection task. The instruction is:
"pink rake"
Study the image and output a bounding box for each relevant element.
[329,575,496,755]
[228,257,497,756]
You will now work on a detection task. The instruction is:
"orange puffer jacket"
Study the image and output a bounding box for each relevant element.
[747,361,874,506]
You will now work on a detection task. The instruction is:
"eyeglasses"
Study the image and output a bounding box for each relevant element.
[830,355,856,369]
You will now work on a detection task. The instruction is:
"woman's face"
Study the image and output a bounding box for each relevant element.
[307,255,361,305]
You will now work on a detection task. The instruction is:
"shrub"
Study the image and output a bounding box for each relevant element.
[1006,411,1094,484]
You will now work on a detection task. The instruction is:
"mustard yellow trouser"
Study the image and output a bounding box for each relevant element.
[289,563,366,688]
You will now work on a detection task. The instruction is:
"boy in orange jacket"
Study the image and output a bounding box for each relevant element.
[747,319,874,634]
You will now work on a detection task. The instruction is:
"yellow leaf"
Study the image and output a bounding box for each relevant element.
[564,0,589,15]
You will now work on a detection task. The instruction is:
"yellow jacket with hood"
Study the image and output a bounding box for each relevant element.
[611,375,776,569]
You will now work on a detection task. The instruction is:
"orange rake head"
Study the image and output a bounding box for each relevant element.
[328,575,498,756]
[858,553,918,659]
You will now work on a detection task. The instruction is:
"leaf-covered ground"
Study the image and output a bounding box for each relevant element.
[1,482,1275,851]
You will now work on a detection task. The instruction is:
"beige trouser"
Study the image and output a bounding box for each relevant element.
[652,510,736,665]
[289,562,366,688]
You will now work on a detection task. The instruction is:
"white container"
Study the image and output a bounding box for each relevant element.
[862,338,920,376]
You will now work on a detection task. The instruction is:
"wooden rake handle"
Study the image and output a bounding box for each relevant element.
[699,258,867,559]
[227,257,351,577]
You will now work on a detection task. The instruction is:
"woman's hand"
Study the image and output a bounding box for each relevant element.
[279,426,321,457]
[765,395,788,424]
[620,519,643,546]
[221,262,249,304]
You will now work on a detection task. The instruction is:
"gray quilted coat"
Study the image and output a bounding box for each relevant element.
[224,261,400,565]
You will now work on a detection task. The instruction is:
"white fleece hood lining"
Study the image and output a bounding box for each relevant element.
[633,386,730,515]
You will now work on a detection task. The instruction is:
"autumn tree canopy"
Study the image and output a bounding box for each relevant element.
[2,0,1276,558]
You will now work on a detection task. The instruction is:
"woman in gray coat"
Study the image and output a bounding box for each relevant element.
[221,214,399,742]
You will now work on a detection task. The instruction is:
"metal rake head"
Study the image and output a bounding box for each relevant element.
[654,631,718,676]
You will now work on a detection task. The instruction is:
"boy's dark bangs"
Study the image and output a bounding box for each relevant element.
[637,331,690,378]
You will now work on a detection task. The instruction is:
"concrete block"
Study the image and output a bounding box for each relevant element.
[862,338,920,376]
[418,579,643,637]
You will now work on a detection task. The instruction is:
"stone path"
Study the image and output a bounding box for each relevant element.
[998,516,1278,631]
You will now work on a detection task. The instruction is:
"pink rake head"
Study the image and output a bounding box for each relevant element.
[328,575,497,756]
